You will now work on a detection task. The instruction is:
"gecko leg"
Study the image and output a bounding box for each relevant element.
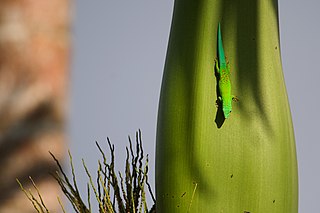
[214,59,220,72]
[215,97,222,108]
[215,100,219,108]
[232,96,239,102]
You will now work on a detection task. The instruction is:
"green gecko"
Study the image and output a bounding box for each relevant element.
[214,22,237,119]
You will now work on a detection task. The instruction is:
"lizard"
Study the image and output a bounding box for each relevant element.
[214,22,237,119]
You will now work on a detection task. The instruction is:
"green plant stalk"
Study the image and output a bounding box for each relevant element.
[156,0,298,212]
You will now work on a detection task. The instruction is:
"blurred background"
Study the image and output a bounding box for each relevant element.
[0,0,319,212]
[0,1,69,212]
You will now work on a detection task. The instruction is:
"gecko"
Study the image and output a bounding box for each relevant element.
[214,22,237,119]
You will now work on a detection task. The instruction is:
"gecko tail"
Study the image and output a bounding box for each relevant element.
[217,22,226,67]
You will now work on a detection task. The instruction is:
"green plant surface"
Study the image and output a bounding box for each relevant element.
[155,0,298,212]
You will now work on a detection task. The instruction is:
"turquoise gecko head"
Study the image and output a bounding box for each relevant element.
[222,102,232,119]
